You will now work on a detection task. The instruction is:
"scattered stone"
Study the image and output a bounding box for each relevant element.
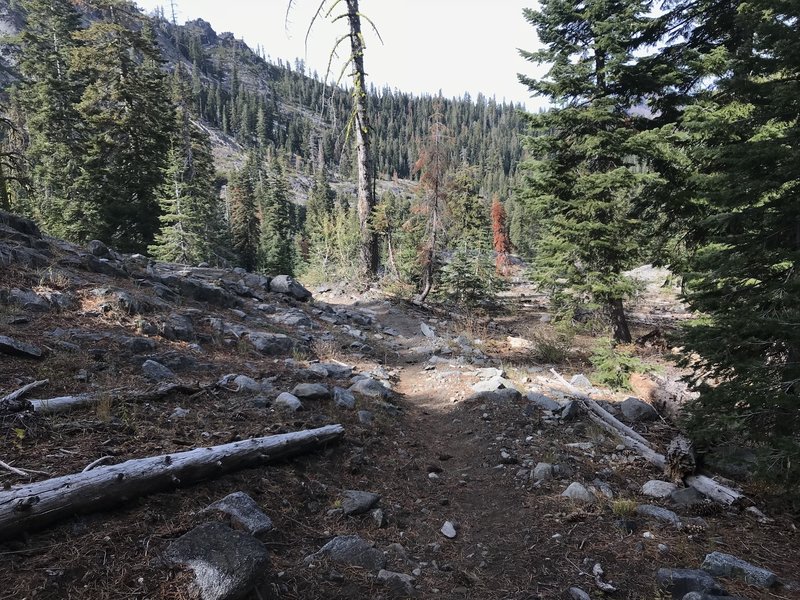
[440,521,457,539]
[378,570,416,596]
[233,375,261,393]
[349,378,391,399]
[333,386,356,409]
[468,388,522,403]
[204,492,274,537]
[372,508,386,528]
[291,383,330,401]
[163,313,195,342]
[247,332,295,355]
[122,336,157,353]
[317,362,353,379]
[635,505,682,528]
[305,535,386,571]
[656,568,725,598]
[170,407,189,419]
[658,543,670,556]
[274,392,302,412]
[269,275,312,301]
[358,410,374,425]
[642,480,678,499]
[561,482,595,504]
[471,376,516,393]
[475,367,504,379]
[142,359,175,381]
[671,486,705,508]
[87,239,111,257]
[533,463,554,481]
[526,392,562,411]
[570,374,592,389]
[9,288,51,312]
[620,397,659,422]
[0,335,42,359]
[162,522,270,600]
[420,322,436,338]
[342,490,381,516]
[701,552,777,588]
[568,588,591,600]
[560,400,580,421]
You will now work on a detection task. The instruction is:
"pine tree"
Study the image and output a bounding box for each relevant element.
[228,166,260,271]
[518,0,660,342]
[70,7,173,250]
[258,157,294,275]
[13,0,85,238]
[149,66,226,265]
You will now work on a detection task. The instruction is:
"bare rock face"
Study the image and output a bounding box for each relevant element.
[162,522,270,600]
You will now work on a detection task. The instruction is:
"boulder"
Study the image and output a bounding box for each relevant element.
[620,397,658,422]
[635,505,682,528]
[291,383,330,401]
[0,335,42,359]
[204,492,273,537]
[701,552,777,588]
[641,480,678,499]
[304,535,386,571]
[570,374,592,389]
[561,482,595,504]
[526,392,562,411]
[533,463,553,481]
[333,386,356,409]
[377,570,416,596]
[274,392,302,412]
[142,359,175,381]
[233,375,262,393]
[317,362,353,379]
[247,332,295,356]
[341,490,381,516]
[162,522,269,600]
[269,275,312,301]
[163,313,195,342]
[656,568,725,598]
[349,378,391,399]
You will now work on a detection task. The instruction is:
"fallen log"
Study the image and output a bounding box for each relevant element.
[0,424,344,538]
[29,382,201,415]
[1,379,48,406]
[550,369,745,506]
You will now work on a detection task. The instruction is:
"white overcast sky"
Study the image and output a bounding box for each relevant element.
[134,0,547,109]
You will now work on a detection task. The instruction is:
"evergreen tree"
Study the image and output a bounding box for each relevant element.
[258,157,294,275]
[13,0,85,237]
[518,0,660,342]
[228,165,260,271]
[70,7,173,250]
[149,66,227,265]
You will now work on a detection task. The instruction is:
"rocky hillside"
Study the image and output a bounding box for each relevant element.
[1,212,799,600]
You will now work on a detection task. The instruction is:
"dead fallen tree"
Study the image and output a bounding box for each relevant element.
[550,369,745,506]
[28,382,201,415]
[0,424,344,538]
[1,379,48,406]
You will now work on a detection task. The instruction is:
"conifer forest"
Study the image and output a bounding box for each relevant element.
[0,1,799,598]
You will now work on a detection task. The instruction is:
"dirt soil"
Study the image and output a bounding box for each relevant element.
[2,264,799,600]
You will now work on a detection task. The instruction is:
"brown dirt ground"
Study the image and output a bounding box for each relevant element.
[1,265,799,600]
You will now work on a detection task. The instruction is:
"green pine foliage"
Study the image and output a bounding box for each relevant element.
[518,0,665,342]
[228,166,260,271]
[258,157,294,276]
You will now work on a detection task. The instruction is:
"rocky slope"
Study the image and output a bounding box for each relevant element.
[1,211,798,600]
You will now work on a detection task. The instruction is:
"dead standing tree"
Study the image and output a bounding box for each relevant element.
[287,0,380,277]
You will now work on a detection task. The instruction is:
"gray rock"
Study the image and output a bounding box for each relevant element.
[371,508,386,528]
[233,375,261,393]
[620,397,658,422]
[475,367,505,379]
[561,482,595,504]
[333,386,356,409]
[122,336,157,354]
[656,568,725,598]
[87,239,111,257]
[291,383,330,401]
[560,400,580,421]
[274,392,302,411]
[670,486,705,508]
[269,275,312,301]
[468,388,522,403]
[358,410,374,425]
[641,480,678,499]
[142,359,175,381]
[440,521,457,539]
[377,570,415,596]
[526,392,562,411]
[701,551,777,588]
[420,322,436,338]
[162,522,269,600]
[0,335,42,359]
[317,362,353,379]
[349,378,391,399]
[533,463,554,481]
[9,288,51,312]
[204,492,273,537]
[568,588,591,600]
[471,375,516,393]
[570,374,592,389]
[305,535,386,571]
[272,309,313,328]
[635,504,682,527]
[342,490,381,516]
[163,313,195,342]
[247,332,295,355]
[170,407,190,419]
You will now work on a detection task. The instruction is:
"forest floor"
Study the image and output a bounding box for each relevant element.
[1,233,799,600]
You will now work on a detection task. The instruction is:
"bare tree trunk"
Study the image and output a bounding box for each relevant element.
[346,0,379,277]
[609,298,632,343]
[418,193,438,302]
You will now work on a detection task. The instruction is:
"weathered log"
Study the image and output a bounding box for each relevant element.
[1,379,48,405]
[0,424,344,538]
[29,382,201,415]
[685,474,745,506]
[586,412,667,469]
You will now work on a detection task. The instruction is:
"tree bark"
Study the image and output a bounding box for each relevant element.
[0,424,344,538]
[608,298,632,343]
[29,383,201,415]
[346,0,379,277]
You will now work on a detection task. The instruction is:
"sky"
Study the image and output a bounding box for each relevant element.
[134,0,548,110]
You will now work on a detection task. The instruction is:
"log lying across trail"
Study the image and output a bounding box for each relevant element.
[0,424,344,539]
[28,382,202,414]
[549,369,745,507]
